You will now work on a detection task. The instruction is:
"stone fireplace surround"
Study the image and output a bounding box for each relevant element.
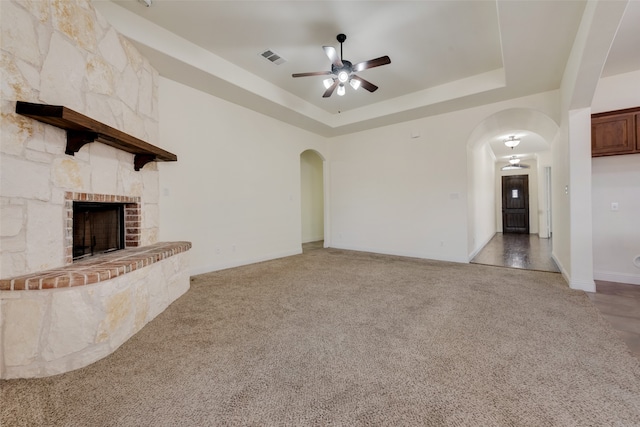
[0,191,192,379]
[0,0,193,379]
[0,243,192,378]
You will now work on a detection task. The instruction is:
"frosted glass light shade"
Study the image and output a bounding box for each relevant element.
[504,136,520,148]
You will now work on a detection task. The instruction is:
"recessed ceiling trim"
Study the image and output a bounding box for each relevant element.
[93,1,507,131]
[332,68,506,127]
[93,0,607,137]
[94,1,334,123]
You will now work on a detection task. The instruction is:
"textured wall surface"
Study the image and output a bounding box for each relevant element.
[0,0,189,380]
[1,249,189,379]
[1,0,161,279]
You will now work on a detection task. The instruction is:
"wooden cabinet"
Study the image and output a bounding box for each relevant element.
[591,107,640,157]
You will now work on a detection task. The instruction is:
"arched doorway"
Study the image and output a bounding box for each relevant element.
[300,150,324,247]
[467,108,559,272]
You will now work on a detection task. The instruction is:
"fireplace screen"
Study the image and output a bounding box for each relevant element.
[73,202,125,260]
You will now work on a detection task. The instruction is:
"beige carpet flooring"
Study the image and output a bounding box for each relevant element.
[3,248,640,426]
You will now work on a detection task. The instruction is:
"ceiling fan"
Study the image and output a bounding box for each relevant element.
[292,34,391,98]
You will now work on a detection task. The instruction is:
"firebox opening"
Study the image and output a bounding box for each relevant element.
[73,202,125,261]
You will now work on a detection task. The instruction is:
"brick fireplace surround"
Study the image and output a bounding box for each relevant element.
[65,191,142,264]
[0,192,192,291]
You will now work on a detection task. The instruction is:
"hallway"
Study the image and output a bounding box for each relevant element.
[471,233,560,273]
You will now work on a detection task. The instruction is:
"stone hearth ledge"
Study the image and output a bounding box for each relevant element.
[0,242,192,379]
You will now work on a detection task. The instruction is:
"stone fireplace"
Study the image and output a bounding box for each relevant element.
[0,0,191,379]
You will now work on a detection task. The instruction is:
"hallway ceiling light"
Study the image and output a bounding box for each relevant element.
[502,155,529,171]
[501,162,530,171]
[504,136,520,148]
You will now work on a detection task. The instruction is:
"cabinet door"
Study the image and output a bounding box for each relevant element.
[591,113,635,156]
[637,113,640,151]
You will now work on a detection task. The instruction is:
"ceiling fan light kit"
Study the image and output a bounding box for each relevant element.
[292,34,391,98]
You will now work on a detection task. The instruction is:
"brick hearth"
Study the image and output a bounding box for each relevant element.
[0,242,191,291]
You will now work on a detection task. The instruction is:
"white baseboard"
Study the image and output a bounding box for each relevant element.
[594,271,640,286]
[329,243,468,264]
[188,248,302,277]
[551,253,572,285]
[569,278,596,293]
[467,233,497,262]
[551,253,596,292]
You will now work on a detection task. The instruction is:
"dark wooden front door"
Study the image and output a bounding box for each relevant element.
[502,175,529,234]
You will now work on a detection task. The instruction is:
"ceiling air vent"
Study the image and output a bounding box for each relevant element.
[260,49,286,65]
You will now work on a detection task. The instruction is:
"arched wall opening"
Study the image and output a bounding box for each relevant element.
[466,108,559,260]
[300,149,326,245]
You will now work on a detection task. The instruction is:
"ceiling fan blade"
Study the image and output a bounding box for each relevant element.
[351,75,378,92]
[323,46,343,68]
[353,56,391,72]
[322,80,339,98]
[292,71,332,78]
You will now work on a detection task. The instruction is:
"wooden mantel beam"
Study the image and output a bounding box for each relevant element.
[15,101,177,170]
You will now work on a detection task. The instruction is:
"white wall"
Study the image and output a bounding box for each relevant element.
[157,78,327,276]
[551,120,571,281]
[329,116,468,262]
[591,70,640,284]
[536,151,553,238]
[554,0,628,291]
[300,150,324,243]
[157,83,564,275]
[591,70,640,114]
[328,92,559,263]
[568,108,596,291]
[467,142,496,259]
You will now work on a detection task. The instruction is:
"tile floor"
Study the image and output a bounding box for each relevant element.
[470,232,560,273]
